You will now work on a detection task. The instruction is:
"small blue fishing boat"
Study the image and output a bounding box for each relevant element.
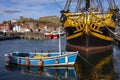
[4,51,78,67]
[4,28,78,67]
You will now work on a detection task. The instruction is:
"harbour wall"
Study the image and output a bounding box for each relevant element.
[1,32,48,40]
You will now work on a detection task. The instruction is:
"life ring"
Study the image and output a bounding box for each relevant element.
[55,59,59,64]
[25,58,30,65]
[38,59,43,67]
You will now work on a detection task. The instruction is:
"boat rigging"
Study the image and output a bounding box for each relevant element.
[49,0,63,9]
[60,0,120,55]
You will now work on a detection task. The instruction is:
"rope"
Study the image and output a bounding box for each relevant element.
[105,26,120,41]
[96,0,103,12]
[77,53,94,68]
[49,0,63,9]
[112,0,118,9]
[75,0,82,12]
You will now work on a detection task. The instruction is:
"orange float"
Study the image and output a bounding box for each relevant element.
[38,59,43,67]
[55,59,59,64]
[25,58,30,66]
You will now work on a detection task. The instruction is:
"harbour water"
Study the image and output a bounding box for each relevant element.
[0,39,120,80]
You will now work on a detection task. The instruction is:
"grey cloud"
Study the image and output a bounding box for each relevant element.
[3,9,21,13]
[0,13,3,15]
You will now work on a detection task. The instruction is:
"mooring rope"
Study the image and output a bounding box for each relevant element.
[105,26,120,41]
[77,53,94,68]
[49,0,63,9]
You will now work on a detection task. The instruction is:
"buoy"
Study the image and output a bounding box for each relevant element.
[38,59,43,67]
[55,59,59,64]
[5,57,10,65]
[25,58,30,66]
[5,57,10,63]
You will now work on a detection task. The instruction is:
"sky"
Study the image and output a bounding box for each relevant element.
[0,0,65,23]
[0,0,120,23]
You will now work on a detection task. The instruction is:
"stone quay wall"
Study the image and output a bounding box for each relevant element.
[2,32,48,40]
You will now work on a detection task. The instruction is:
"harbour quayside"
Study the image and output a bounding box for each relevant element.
[4,28,78,67]
[60,0,120,55]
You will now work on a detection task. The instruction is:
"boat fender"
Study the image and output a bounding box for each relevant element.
[25,58,30,66]
[5,57,10,63]
[38,59,43,67]
[55,59,59,64]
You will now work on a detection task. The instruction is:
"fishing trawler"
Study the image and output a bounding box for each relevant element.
[60,0,119,55]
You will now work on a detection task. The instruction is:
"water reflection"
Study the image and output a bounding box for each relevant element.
[4,44,120,80]
[38,67,44,75]
[113,45,120,79]
[74,49,114,80]
[5,64,77,80]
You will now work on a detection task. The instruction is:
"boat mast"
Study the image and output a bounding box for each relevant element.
[60,0,71,23]
[58,27,62,55]
[108,0,119,12]
[108,0,117,9]
[64,0,71,12]
[96,0,103,12]
[76,0,82,12]
[86,0,90,11]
